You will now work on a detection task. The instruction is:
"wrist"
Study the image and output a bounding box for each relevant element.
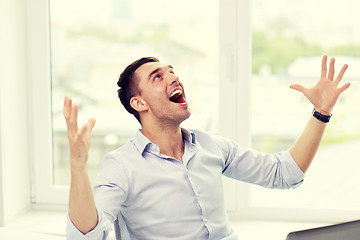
[71,161,88,176]
[313,106,332,116]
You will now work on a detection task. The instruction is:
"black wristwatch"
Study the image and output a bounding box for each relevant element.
[312,108,332,123]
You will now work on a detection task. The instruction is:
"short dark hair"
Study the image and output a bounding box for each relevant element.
[117,57,159,123]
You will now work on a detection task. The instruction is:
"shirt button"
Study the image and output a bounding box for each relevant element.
[196,192,200,197]
[203,218,208,223]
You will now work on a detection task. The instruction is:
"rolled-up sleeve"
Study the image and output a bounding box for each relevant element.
[66,209,112,240]
[276,150,304,188]
[214,136,304,189]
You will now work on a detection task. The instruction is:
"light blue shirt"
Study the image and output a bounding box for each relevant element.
[67,129,304,239]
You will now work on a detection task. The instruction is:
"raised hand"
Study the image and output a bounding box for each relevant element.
[63,96,96,172]
[290,55,350,115]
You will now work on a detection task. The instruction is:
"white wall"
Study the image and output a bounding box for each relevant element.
[0,0,31,225]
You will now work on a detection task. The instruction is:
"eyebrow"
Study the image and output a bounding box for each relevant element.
[148,65,174,81]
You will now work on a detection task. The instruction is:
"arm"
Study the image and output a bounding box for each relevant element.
[289,55,350,173]
[63,96,98,234]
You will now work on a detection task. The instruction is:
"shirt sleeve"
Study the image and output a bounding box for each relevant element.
[66,209,112,240]
[213,135,304,189]
[93,153,129,222]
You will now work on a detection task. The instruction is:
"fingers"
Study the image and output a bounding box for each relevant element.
[63,96,79,134]
[68,103,79,133]
[321,55,328,78]
[328,57,335,81]
[79,123,88,138]
[78,118,96,139]
[338,82,351,94]
[86,118,96,135]
[290,84,307,94]
[335,64,348,85]
[63,96,72,121]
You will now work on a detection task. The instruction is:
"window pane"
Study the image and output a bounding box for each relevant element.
[251,0,360,209]
[50,0,218,185]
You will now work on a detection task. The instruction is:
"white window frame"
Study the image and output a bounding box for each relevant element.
[27,0,69,206]
[219,0,252,218]
[28,0,360,222]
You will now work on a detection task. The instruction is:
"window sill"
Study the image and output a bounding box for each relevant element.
[0,210,67,240]
[0,210,326,240]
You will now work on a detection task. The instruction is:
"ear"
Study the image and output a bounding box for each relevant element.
[130,96,148,112]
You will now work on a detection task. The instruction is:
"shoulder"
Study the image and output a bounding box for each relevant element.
[188,129,235,155]
[96,140,139,185]
[98,140,140,175]
[104,139,138,160]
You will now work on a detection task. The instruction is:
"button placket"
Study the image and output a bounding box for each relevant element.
[182,165,204,213]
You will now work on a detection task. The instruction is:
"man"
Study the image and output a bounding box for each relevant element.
[65,55,349,239]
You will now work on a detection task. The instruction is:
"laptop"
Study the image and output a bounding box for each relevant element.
[286,219,360,240]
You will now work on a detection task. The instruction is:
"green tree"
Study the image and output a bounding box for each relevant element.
[252,31,323,74]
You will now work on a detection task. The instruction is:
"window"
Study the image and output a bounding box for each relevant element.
[30,0,360,222]
[249,0,360,221]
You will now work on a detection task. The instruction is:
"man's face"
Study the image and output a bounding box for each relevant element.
[133,61,191,125]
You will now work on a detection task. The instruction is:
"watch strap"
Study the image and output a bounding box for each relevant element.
[312,108,332,123]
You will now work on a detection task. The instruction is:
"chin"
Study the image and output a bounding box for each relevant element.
[178,110,191,124]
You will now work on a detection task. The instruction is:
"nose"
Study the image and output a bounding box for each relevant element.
[168,73,180,86]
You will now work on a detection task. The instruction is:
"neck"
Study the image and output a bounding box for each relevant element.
[141,122,184,162]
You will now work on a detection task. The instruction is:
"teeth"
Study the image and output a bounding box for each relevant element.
[170,89,182,98]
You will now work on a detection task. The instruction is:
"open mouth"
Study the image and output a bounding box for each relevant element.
[169,89,187,104]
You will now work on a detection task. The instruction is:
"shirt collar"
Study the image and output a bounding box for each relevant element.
[132,130,152,154]
[181,128,196,145]
[132,128,196,155]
